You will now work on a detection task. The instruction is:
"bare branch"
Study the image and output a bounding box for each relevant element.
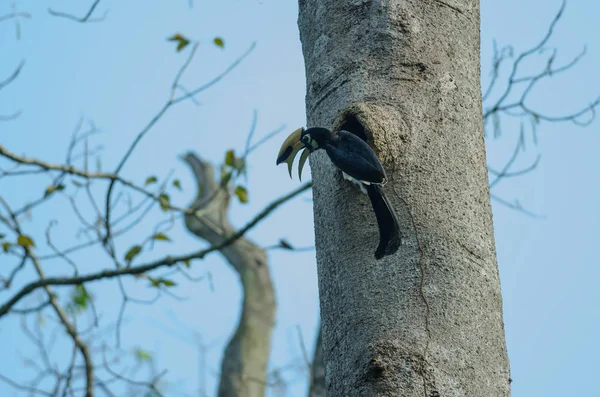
[0,109,22,122]
[485,0,566,117]
[0,60,25,91]
[0,11,31,23]
[0,198,95,397]
[490,194,545,219]
[489,123,526,189]
[103,42,255,244]
[0,182,311,317]
[0,3,31,39]
[481,0,599,218]
[0,373,53,396]
[48,0,107,23]
[101,348,166,396]
[488,155,541,180]
[483,1,598,128]
[10,300,51,314]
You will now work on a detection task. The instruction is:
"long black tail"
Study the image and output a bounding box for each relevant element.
[366,184,401,259]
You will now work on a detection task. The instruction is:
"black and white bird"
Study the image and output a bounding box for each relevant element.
[276,127,401,259]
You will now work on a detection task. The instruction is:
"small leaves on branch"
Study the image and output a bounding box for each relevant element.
[67,285,91,315]
[221,150,250,202]
[134,348,152,362]
[234,186,248,204]
[124,245,142,263]
[168,33,191,52]
[145,176,158,185]
[148,277,177,288]
[213,37,224,48]
[172,179,182,190]
[17,234,35,248]
[158,193,170,211]
[224,149,245,173]
[224,149,236,168]
[151,232,171,242]
[44,184,65,197]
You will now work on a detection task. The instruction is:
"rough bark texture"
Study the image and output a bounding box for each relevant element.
[308,327,325,397]
[298,1,511,396]
[183,154,276,397]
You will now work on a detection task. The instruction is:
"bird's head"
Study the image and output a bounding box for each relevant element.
[276,127,334,181]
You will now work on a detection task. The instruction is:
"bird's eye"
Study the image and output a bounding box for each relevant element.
[302,135,310,144]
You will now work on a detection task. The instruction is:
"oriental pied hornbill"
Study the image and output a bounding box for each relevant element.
[276,127,401,259]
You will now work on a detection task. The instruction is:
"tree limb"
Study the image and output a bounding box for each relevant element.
[182,152,276,397]
[48,0,107,23]
[0,181,310,317]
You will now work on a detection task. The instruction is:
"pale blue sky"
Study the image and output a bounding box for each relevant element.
[0,0,598,396]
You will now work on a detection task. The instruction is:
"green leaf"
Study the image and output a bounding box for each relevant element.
[183,259,191,268]
[145,176,158,185]
[17,235,35,248]
[71,285,90,311]
[148,277,177,288]
[44,184,65,197]
[224,149,236,167]
[168,33,190,52]
[2,242,10,253]
[279,239,294,250]
[162,279,177,287]
[213,37,224,48]
[134,348,152,362]
[158,193,170,211]
[234,186,248,204]
[172,179,182,190]
[124,245,142,263]
[151,233,171,242]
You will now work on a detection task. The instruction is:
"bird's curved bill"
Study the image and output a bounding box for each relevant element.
[276,127,309,180]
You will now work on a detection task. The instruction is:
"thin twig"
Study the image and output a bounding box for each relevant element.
[48,0,107,23]
[0,182,312,317]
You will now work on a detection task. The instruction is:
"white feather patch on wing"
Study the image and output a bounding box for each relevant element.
[342,171,367,194]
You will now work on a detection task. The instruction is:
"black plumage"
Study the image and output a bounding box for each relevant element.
[320,130,386,184]
[277,126,401,259]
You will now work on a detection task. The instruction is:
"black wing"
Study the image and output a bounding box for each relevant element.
[324,130,386,184]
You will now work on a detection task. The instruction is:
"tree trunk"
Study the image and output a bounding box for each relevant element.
[183,154,276,397]
[298,1,511,396]
[308,327,325,397]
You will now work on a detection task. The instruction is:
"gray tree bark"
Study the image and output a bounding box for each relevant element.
[183,154,276,397]
[308,327,325,397]
[298,1,511,396]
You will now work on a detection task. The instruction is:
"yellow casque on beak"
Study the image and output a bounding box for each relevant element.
[297,148,310,181]
[276,127,310,179]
